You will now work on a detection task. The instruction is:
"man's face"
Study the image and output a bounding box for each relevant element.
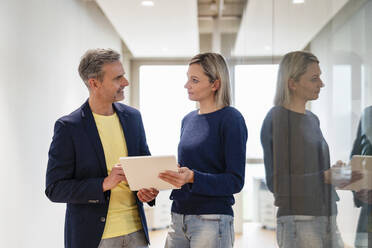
[96,61,129,102]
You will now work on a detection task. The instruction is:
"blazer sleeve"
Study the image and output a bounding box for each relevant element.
[45,120,107,204]
[138,113,151,156]
[351,121,365,208]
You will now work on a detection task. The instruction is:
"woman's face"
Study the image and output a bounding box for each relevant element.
[185,63,217,103]
[291,62,324,102]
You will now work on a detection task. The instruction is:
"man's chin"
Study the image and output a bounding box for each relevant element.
[114,95,125,102]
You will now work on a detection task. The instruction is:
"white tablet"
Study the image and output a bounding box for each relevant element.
[119,155,180,191]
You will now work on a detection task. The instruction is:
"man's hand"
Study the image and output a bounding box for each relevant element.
[356,189,372,204]
[158,165,194,188]
[137,188,159,203]
[102,164,127,192]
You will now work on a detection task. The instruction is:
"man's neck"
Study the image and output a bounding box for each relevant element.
[88,97,114,116]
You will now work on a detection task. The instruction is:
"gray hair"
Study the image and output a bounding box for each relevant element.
[78,48,120,88]
[274,51,319,106]
[189,52,231,108]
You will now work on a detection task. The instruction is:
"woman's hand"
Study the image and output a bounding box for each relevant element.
[324,160,363,188]
[158,165,194,188]
[137,187,159,203]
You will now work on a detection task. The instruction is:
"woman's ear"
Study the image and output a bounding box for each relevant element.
[288,78,296,91]
[212,79,221,91]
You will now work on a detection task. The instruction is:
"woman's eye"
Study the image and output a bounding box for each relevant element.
[192,79,199,83]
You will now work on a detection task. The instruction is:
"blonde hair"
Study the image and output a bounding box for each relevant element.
[274,51,319,106]
[189,52,231,108]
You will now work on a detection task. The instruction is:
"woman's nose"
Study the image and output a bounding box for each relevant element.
[320,79,324,88]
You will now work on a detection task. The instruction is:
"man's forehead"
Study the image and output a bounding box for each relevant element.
[103,61,125,73]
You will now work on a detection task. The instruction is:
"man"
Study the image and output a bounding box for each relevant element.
[351,106,372,248]
[45,48,158,248]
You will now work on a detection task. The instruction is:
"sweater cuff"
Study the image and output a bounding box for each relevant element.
[188,169,203,193]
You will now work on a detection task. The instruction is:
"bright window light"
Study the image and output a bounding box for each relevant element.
[141,1,154,7]
[293,0,305,4]
[234,64,279,159]
[139,65,194,156]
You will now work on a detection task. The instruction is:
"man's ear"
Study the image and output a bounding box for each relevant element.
[87,78,99,89]
[288,78,296,91]
[212,79,221,92]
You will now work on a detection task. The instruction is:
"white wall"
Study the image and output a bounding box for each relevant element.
[0,0,123,247]
[310,0,372,245]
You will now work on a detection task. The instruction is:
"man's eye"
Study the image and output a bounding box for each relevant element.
[311,77,318,82]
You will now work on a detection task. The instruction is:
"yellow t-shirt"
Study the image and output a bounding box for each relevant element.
[93,112,142,239]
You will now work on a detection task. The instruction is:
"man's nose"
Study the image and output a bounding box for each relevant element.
[122,77,129,86]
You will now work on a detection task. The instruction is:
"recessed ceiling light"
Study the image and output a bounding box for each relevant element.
[293,0,305,4]
[141,1,154,7]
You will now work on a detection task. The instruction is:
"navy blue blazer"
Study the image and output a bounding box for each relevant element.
[45,100,153,248]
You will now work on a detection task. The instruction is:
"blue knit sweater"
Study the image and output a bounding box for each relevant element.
[170,106,248,216]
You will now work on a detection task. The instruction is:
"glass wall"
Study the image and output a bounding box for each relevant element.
[135,0,372,247]
[309,1,372,246]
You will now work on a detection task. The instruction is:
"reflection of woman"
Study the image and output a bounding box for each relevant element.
[159,52,247,248]
[351,106,372,248]
[261,51,344,248]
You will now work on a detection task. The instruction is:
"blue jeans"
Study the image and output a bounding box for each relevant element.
[165,212,234,248]
[276,215,344,248]
[98,230,148,248]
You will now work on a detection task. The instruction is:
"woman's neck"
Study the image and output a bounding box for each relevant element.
[198,99,220,114]
[284,97,306,114]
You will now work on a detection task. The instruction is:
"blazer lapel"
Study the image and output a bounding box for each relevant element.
[81,100,108,176]
[114,103,135,156]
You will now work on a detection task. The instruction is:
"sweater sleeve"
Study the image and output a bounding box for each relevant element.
[189,113,248,197]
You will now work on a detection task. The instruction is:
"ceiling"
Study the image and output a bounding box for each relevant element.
[198,0,247,34]
[233,0,349,56]
[95,0,349,58]
[95,0,199,58]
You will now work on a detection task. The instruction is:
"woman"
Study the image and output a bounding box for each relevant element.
[159,52,247,248]
[260,51,344,248]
